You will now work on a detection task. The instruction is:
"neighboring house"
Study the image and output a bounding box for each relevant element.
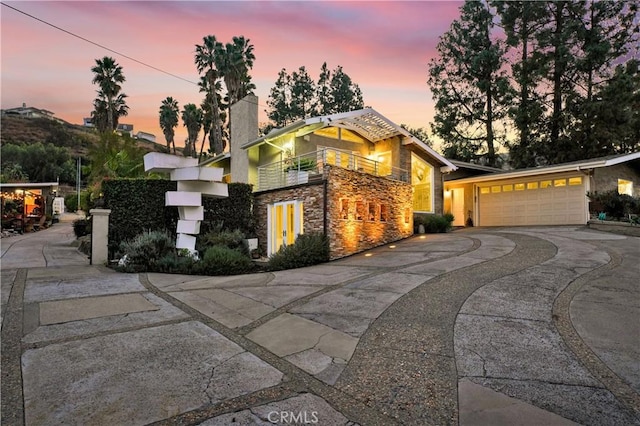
[444,152,640,227]
[206,95,457,259]
[2,103,55,120]
[83,118,134,135]
[135,131,156,143]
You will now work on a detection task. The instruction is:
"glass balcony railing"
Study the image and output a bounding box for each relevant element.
[256,148,408,191]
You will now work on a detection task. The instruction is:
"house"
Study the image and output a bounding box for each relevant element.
[206,95,457,259]
[135,131,156,143]
[2,103,55,120]
[444,152,640,227]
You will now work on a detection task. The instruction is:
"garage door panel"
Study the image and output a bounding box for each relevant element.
[478,177,586,226]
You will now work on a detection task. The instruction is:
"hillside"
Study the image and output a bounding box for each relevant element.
[0,116,170,157]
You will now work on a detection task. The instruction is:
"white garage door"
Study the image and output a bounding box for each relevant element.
[478,176,587,226]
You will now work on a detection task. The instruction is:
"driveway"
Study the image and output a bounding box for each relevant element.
[1,222,638,425]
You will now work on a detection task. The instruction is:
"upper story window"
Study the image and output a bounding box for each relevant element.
[618,179,633,196]
[411,153,433,213]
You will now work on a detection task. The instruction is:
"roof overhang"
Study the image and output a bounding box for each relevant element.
[0,182,59,189]
[198,152,231,167]
[242,108,457,171]
[447,152,640,185]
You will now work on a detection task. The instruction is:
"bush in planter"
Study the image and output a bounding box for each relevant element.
[414,213,454,233]
[268,232,329,271]
[588,190,640,219]
[197,228,250,257]
[193,246,255,276]
[117,230,176,272]
[285,157,316,172]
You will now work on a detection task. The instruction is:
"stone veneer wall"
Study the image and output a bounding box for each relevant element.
[325,166,413,260]
[253,166,414,261]
[253,183,326,256]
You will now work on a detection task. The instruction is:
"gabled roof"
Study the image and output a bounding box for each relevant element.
[448,152,640,184]
[242,108,457,171]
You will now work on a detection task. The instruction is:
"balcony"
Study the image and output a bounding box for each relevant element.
[256,148,408,191]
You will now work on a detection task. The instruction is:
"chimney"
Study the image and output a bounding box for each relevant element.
[230,94,259,184]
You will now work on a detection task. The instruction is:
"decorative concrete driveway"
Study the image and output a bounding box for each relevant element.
[2,224,638,425]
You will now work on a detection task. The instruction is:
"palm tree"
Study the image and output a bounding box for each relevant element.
[181,103,202,158]
[220,36,256,106]
[159,97,179,154]
[91,57,126,132]
[91,91,129,133]
[195,36,225,155]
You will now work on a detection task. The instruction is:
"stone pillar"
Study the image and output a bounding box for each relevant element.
[90,209,111,265]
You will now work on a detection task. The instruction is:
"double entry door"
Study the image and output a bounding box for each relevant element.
[268,200,303,256]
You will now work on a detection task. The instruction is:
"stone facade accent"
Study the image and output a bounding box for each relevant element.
[253,183,326,256]
[326,166,413,259]
[254,166,414,260]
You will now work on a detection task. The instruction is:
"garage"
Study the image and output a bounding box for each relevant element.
[477,174,587,226]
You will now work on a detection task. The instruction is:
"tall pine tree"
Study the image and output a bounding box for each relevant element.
[428,0,511,167]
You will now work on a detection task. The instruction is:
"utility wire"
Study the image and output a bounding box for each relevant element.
[2,2,198,85]
[1,2,271,110]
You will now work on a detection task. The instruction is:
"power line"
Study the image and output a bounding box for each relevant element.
[2,2,198,85]
[1,2,272,110]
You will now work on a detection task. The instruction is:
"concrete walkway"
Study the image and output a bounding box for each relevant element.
[1,222,638,425]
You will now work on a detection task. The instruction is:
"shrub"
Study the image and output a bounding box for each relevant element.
[154,253,197,274]
[64,191,91,212]
[588,190,640,219]
[72,218,91,238]
[194,246,255,276]
[117,230,176,272]
[197,228,249,257]
[268,233,329,271]
[414,213,454,233]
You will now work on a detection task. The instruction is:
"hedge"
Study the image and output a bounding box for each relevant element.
[102,179,255,259]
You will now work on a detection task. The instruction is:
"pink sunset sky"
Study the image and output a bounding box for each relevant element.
[1,1,463,148]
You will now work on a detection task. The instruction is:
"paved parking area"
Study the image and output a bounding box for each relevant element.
[1,223,638,425]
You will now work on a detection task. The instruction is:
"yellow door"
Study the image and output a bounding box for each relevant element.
[268,201,303,255]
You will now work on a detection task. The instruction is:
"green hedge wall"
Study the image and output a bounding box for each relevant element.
[102,179,255,259]
[103,179,178,257]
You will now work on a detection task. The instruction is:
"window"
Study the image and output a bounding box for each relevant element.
[515,183,525,191]
[569,177,582,186]
[368,203,377,221]
[340,199,349,220]
[503,184,513,192]
[491,186,501,193]
[618,179,633,195]
[540,180,552,189]
[527,182,538,190]
[380,205,388,222]
[411,153,433,212]
[355,200,365,221]
[480,187,490,194]
[554,179,566,187]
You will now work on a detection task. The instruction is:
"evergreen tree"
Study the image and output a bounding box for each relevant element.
[291,66,316,119]
[266,69,293,127]
[428,0,511,167]
[493,1,548,167]
[266,63,364,126]
[327,65,364,115]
